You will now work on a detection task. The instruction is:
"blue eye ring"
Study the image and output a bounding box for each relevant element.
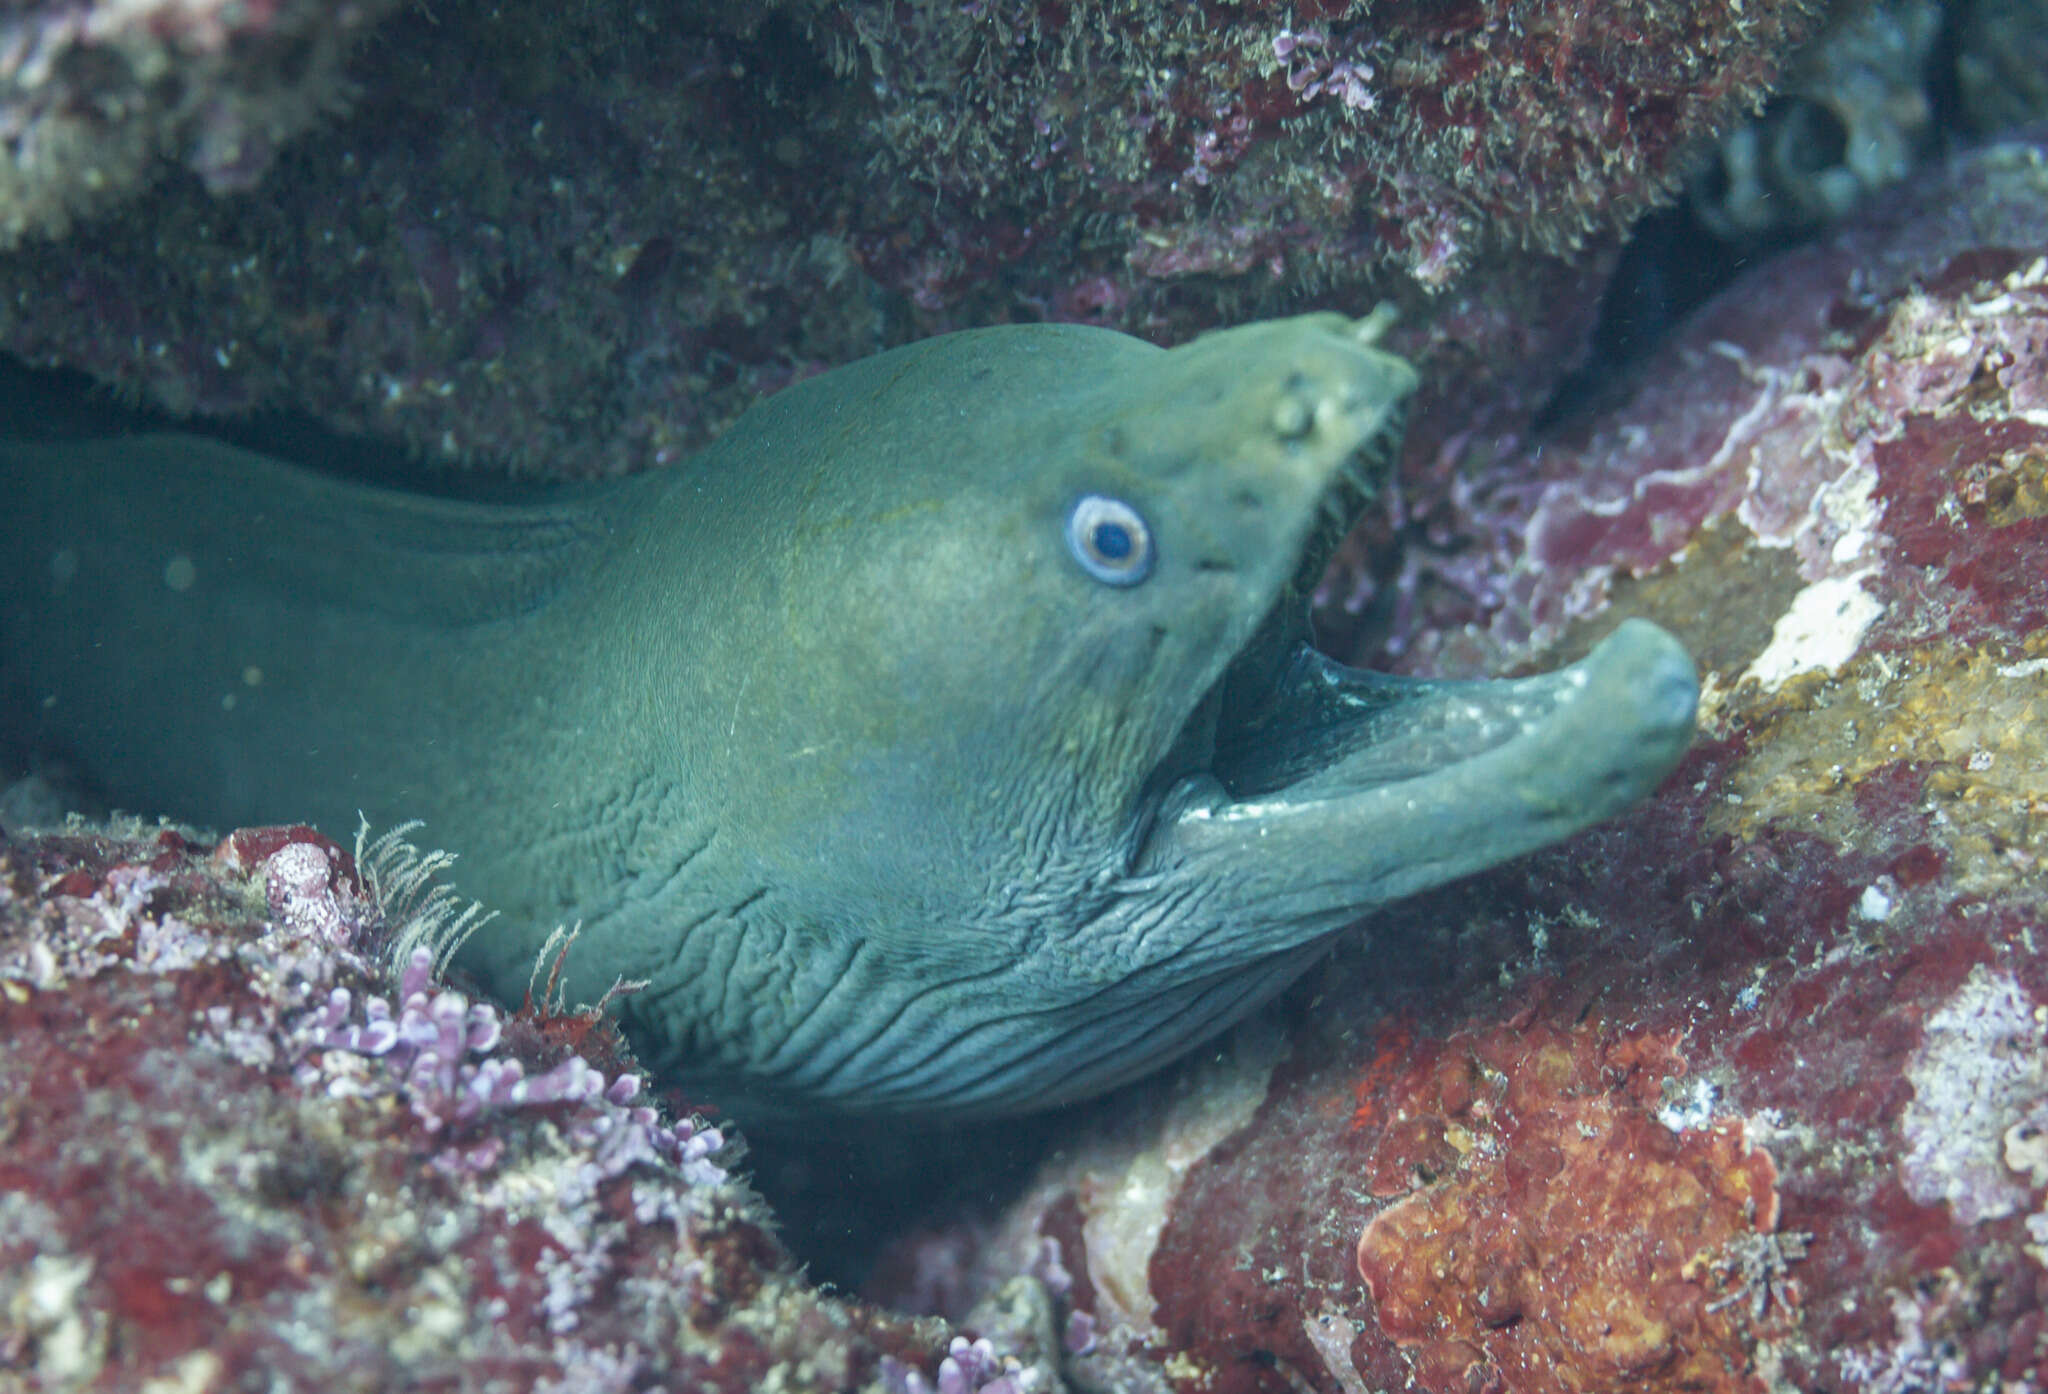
[1066,494,1155,586]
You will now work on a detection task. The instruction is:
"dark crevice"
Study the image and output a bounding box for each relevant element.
[0,351,547,500]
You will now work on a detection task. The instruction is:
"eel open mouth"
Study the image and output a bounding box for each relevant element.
[1135,441,1698,919]
[1207,618,1698,807]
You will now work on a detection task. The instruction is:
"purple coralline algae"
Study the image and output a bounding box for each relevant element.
[0,0,1816,475]
[866,131,2048,1394]
[0,820,1067,1392]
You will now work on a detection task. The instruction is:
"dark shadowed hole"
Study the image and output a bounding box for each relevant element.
[1769,97,1849,178]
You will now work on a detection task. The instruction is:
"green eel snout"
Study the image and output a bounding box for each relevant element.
[0,313,1697,1120]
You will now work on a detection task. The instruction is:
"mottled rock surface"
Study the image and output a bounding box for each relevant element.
[0,821,1067,1393]
[0,0,1817,476]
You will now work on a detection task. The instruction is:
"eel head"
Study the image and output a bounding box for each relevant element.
[626,312,1696,1118]
[999,314,1697,1112]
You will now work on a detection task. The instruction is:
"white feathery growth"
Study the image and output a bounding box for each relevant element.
[353,814,497,981]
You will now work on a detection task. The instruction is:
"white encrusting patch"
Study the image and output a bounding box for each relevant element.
[1656,1075,1722,1134]
[1740,572,1882,691]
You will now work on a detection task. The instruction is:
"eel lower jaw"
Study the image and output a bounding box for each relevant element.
[1133,619,1699,936]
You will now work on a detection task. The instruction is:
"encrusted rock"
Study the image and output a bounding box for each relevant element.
[0,819,1062,1393]
[0,0,1816,475]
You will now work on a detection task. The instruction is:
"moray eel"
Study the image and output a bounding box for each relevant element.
[0,314,1697,1120]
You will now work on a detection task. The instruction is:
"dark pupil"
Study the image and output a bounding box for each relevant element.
[1092,522,1133,561]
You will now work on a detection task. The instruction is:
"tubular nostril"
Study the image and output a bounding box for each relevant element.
[1271,395,1313,439]
[1232,489,1263,510]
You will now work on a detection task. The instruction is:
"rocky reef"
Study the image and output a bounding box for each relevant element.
[0,819,1074,1391]
[868,131,2048,1394]
[6,0,2048,1388]
[1687,0,2048,245]
[7,127,2046,1391]
[0,0,1818,475]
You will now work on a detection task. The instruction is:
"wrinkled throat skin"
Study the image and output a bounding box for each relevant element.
[0,313,1697,1122]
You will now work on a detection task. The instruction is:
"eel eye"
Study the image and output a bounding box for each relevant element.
[1066,494,1155,586]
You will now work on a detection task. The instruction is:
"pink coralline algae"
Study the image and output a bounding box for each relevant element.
[865,132,2048,1394]
[0,0,1816,476]
[1320,129,2048,677]
[0,820,1067,1392]
[1897,963,2048,1228]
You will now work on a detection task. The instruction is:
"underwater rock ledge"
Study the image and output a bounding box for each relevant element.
[0,821,1067,1392]
[0,0,1817,476]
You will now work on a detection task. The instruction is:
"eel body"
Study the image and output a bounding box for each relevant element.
[0,315,1698,1120]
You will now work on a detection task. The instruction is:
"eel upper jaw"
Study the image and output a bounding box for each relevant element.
[1130,617,1699,948]
[1132,385,1409,810]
